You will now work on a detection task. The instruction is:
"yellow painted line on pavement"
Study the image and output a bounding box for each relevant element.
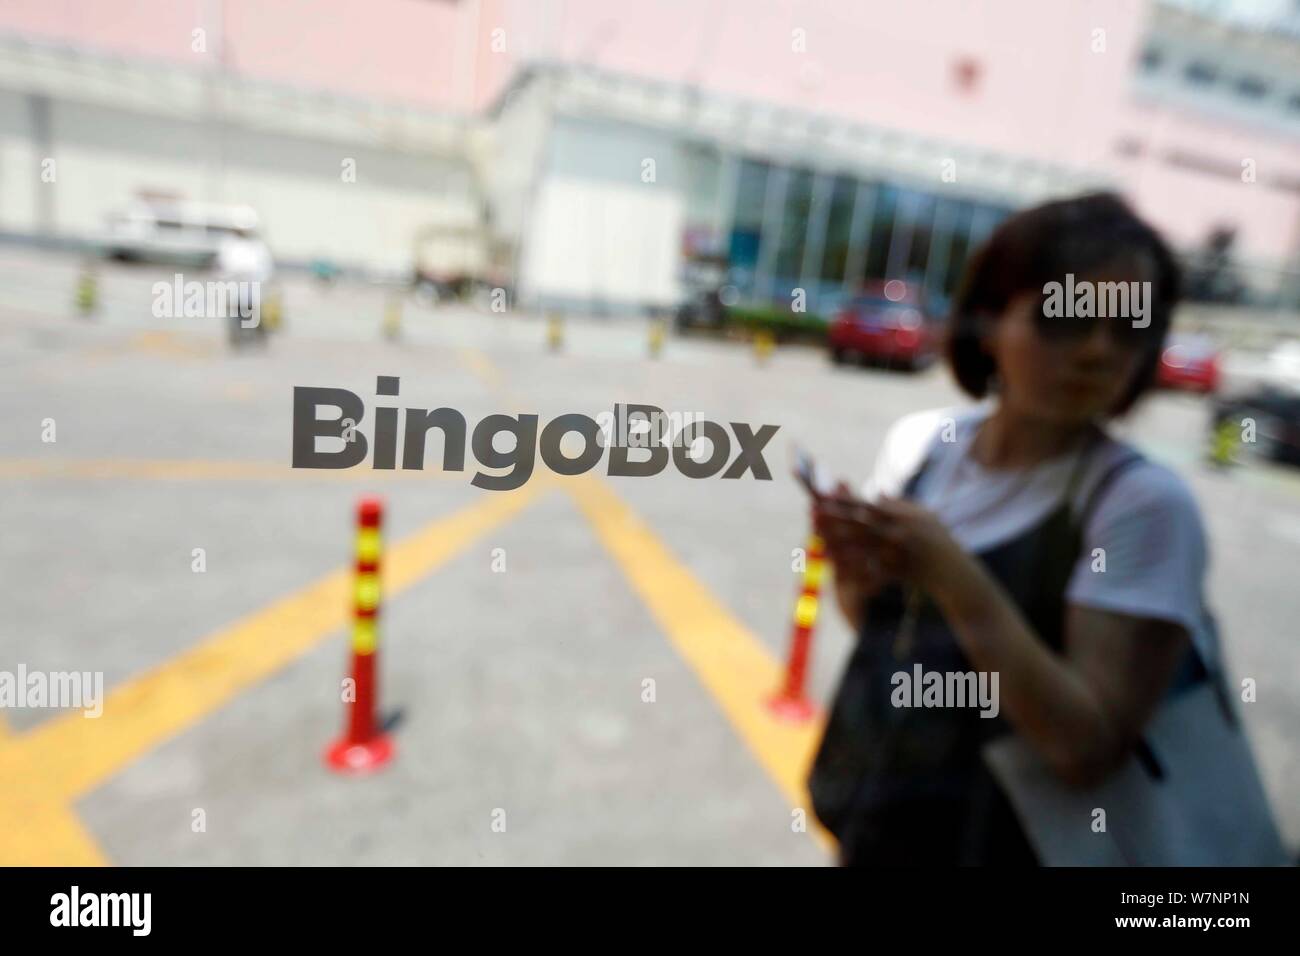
[565,474,832,852]
[0,715,109,866]
[130,331,217,360]
[457,346,502,387]
[456,344,833,853]
[0,482,547,863]
[0,459,461,482]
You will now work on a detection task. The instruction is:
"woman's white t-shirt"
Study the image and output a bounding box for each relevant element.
[859,404,1217,665]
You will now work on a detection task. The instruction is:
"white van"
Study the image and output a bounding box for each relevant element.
[101,200,263,267]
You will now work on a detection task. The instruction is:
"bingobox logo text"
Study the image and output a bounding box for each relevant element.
[291,379,779,490]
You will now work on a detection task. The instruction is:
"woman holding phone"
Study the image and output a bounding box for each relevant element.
[808,193,1223,865]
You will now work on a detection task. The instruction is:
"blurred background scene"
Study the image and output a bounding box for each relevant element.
[1,0,1298,865]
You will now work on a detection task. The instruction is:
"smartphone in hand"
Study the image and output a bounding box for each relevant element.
[792,446,835,500]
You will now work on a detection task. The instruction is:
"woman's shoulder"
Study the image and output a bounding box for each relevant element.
[1077,435,1206,535]
[1068,434,1215,659]
[879,404,988,460]
[862,404,987,498]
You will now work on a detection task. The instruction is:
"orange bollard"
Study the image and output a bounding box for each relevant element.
[767,531,825,722]
[325,497,395,773]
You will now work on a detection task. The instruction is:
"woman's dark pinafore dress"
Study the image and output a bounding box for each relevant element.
[808,432,1201,866]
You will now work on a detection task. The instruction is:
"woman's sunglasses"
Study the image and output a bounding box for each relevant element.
[1031,288,1159,350]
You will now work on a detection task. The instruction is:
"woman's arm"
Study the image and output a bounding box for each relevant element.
[934,554,1189,787]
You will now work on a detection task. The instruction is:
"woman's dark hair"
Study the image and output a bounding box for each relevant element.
[945,192,1182,415]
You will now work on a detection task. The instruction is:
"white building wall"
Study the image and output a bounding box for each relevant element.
[480,71,558,248]
[0,90,44,233]
[9,95,479,270]
[0,42,481,272]
[212,123,478,271]
[48,100,209,236]
[519,116,683,311]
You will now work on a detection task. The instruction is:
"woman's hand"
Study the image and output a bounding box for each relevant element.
[814,491,976,602]
[811,484,881,586]
[810,484,883,630]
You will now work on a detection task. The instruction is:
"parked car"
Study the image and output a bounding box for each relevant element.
[828,280,941,371]
[1156,333,1221,393]
[101,200,261,268]
[675,288,727,331]
[674,254,730,332]
[1208,387,1300,466]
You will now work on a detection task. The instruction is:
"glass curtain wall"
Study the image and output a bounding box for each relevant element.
[724,157,1013,317]
[727,159,771,299]
[770,167,814,307]
[813,174,862,315]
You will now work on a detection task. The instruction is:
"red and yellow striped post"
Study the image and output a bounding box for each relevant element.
[767,532,825,722]
[325,496,395,773]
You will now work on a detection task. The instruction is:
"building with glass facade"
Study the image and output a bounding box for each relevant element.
[3,0,1297,316]
[497,64,1105,317]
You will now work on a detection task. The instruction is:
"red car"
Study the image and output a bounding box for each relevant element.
[1157,334,1220,393]
[828,280,941,371]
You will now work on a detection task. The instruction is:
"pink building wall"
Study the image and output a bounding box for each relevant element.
[0,0,1150,147]
[3,0,1296,259]
[1,0,467,108]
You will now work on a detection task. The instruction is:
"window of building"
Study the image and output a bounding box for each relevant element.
[903,192,939,281]
[1236,76,1270,99]
[727,159,771,297]
[773,167,815,283]
[940,201,977,296]
[920,199,969,301]
[863,185,899,281]
[681,144,724,252]
[1184,61,1218,86]
[819,176,859,283]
